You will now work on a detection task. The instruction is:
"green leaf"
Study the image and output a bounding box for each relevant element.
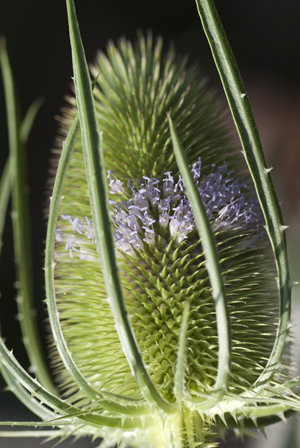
[194,0,291,392]
[0,37,56,394]
[0,158,11,258]
[20,97,44,144]
[65,0,174,415]
[169,116,231,403]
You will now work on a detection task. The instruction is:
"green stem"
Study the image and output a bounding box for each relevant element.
[168,410,207,448]
[0,37,56,394]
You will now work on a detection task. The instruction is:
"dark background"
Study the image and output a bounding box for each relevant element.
[1,1,300,447]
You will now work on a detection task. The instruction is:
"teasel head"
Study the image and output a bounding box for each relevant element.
[48,28,296,448]
[0,0,299,447]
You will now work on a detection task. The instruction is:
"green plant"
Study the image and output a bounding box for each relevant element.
[0,0,299,447]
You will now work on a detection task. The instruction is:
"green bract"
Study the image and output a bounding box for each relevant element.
[0,0,299,447]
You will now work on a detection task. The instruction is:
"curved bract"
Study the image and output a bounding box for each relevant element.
[0,0,299,447]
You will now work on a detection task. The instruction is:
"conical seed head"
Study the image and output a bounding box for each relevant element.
[52,35,279,432]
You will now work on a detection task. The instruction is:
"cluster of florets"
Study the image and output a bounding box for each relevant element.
[56,159,261,258]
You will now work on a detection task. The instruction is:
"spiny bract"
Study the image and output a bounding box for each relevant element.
[52,35,296,447]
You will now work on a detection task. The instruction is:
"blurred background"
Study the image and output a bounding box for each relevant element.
[0,0,300,447]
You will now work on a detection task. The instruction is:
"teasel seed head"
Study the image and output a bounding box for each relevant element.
[51,34,294,447]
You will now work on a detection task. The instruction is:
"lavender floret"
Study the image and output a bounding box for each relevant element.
[58,159,262,257]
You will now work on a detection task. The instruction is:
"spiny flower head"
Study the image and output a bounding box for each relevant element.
[46,34,299,448]
[0,0,297,445]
